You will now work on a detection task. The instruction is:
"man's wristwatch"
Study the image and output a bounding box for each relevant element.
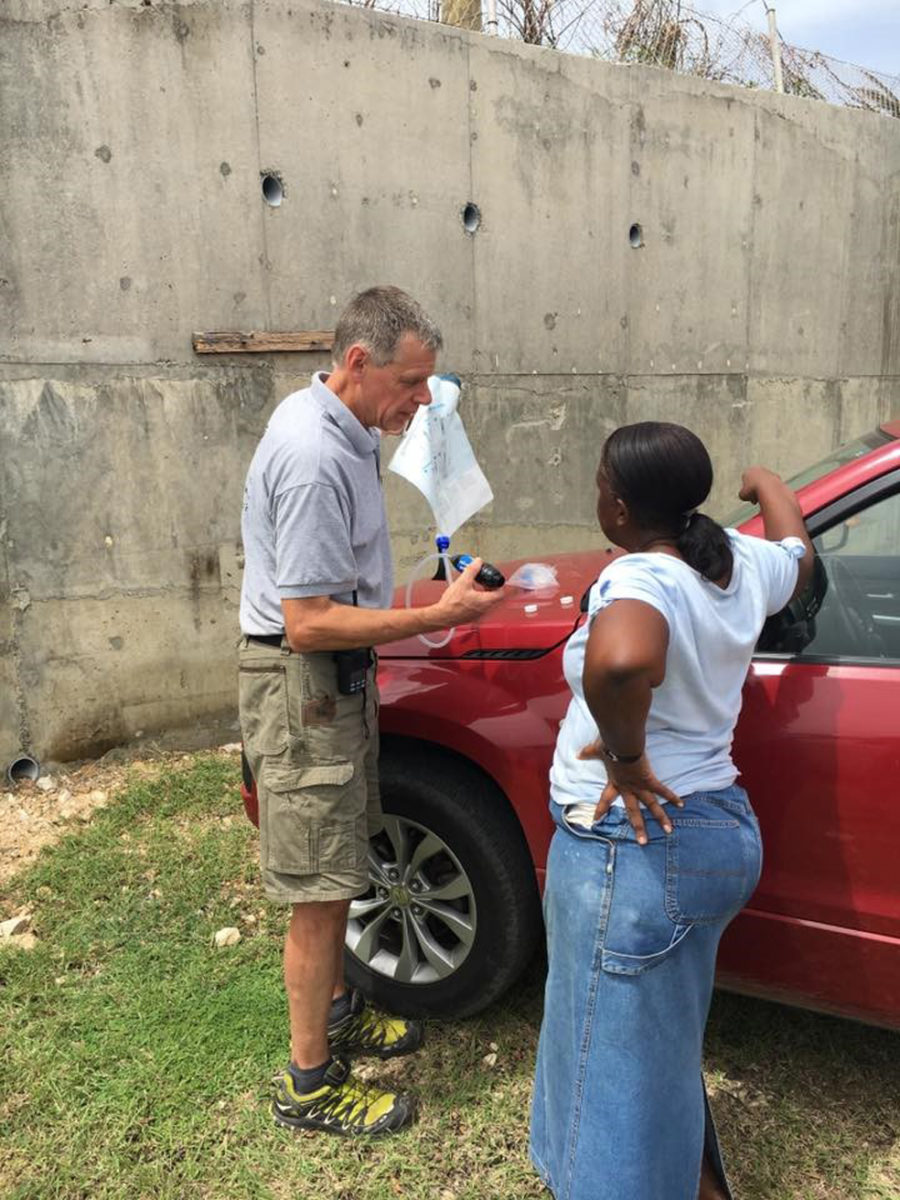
[603,746,643,764]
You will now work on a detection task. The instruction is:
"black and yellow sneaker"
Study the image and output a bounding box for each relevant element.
[327,988,423,1061]
[272,1058,415,1136]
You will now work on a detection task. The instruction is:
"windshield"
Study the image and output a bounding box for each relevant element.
[719,428,892,528]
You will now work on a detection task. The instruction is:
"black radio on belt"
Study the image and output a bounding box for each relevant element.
[334,647,371,695]
[333,590,372,695]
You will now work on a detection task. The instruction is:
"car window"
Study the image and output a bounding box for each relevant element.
[721,429,891,529]
[763,487,900,661]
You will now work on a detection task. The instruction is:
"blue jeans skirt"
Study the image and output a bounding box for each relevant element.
[530,786,763,1200]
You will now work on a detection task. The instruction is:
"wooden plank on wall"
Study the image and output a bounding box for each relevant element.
[192,330,335,354]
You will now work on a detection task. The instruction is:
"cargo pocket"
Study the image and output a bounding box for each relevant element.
[665,817,752,927]
[262,761,356,875]
[601,840,691,976]
[317,813,369,873]
[238,664,290,756]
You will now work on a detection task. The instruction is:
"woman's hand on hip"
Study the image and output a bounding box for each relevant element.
[577,742,683,846]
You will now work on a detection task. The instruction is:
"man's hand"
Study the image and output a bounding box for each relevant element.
[577,741,682,846]
[432,558,505,627]
[281,557,503,651]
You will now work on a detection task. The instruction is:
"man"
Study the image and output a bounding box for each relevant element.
[238,286,503,1136]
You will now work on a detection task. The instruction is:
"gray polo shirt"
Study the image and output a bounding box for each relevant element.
[239,372,393,635]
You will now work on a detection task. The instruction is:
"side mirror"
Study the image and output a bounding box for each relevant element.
[819,523,850,554]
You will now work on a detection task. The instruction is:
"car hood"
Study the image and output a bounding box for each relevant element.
[380,549,617,658]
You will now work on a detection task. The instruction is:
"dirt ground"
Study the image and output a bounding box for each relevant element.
[0,745,242,892]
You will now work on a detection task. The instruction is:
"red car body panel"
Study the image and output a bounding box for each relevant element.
[719,658,900,1027]
[378,656,562,877]
[375,425,900,1027]
[242,422,900,1026]
[718,426,900,1025]
[715,909,900,1029]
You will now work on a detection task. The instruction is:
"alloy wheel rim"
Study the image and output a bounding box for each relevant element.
[346,813,477,984]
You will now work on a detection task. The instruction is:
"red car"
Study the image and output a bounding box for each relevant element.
[243,420,900,1027]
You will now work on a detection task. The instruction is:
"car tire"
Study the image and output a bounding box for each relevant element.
[344,745,542,1019]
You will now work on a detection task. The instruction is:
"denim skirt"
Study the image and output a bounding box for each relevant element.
[530,785,763,1200]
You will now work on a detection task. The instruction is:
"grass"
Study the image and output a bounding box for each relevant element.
[1,753,898,1199]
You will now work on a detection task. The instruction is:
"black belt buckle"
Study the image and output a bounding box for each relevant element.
[334,647,372,695]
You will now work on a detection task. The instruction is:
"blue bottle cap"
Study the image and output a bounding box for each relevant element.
[435,534,451,552]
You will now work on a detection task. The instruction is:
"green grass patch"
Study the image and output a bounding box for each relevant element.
[1,753,898,1199]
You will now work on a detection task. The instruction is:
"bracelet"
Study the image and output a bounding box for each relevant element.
[603,746,643,764]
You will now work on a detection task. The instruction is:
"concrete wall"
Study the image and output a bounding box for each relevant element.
[2,0,899,764]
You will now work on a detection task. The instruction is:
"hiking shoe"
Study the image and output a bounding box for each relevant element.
[272,1057,415,1137]
[328,988,423,1061]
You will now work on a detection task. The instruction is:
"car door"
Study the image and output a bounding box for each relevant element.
[720,470,900,1025]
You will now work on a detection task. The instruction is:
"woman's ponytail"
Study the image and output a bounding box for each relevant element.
[675,512,733,583]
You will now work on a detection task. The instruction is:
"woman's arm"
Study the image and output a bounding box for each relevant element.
[739,466,815,600]
[582,599,665,756]
[580,599,681,844]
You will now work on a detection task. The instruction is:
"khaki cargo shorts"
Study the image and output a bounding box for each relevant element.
[238,637,381,904]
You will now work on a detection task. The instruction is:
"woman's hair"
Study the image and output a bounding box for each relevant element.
[601,421,733,582]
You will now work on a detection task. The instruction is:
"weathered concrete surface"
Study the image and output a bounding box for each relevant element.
[1,0,899,765]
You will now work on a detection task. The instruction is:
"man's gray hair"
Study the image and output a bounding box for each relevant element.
[332,286,443,367]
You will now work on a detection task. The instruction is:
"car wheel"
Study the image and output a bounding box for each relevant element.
[344,746,542,1019]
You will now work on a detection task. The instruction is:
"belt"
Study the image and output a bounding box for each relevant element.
[247,633,285,647]
[246,635,377,660]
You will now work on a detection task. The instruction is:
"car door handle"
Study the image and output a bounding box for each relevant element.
[867,592,895,599]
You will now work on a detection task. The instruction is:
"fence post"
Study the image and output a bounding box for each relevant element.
[765,5,785,93]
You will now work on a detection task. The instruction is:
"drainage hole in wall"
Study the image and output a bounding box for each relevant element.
[7,755,41,784]
[462,202,481,233]
[629,223,643,248]
[261,173,284,207]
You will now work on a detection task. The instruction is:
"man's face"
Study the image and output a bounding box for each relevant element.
[359,334,436,435]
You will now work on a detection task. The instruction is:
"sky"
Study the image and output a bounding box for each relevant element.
[697,0,900,79]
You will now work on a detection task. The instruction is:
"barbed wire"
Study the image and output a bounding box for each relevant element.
[340,0,900,118]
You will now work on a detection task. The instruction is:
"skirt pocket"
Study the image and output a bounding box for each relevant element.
[665,816,755,927]
[600,839,691,976]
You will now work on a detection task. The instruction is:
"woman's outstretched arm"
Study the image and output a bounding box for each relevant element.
[739,466,815,599]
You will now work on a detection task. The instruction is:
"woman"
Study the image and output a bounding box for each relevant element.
[530,422,814,1200]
